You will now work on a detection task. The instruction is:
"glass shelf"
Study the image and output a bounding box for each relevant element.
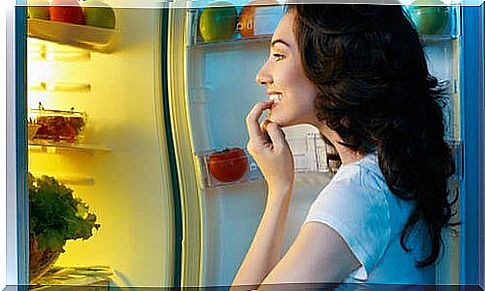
[28,172,96,186]
[28,140,111,155]
[190,33,460,50]
[189,35,272,50]
[30,265,113,288]
[28,81,91,93]
[421,34,460,46]
[28,18,118,53]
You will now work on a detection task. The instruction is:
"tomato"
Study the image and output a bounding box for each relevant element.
[208,148,249,183]
[50,0,85,25]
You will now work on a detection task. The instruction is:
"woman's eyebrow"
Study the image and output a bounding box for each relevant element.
[271,38,291,48]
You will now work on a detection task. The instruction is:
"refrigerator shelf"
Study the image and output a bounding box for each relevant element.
[28,39,92,62]
[189,35,272,49]
[421,34,460,46]
[195,147,260,188]
[28,18,118,53]
[194,134,330,189]
[28,141,111,155]
[28,81,92,93]
[28,172,96,186]
[30,265,114,289]
[186,4,283,48]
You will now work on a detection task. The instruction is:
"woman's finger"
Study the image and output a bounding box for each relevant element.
[246,100,273,144]
[260,118,270,131]
[265,122,287,149]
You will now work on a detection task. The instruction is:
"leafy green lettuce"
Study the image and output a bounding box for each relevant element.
[29,173,101,252]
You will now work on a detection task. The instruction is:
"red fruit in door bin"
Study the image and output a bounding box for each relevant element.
[50,0,85,25]
[208,148,249,183]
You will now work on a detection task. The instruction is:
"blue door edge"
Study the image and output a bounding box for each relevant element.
[460,4,484,286]
[15,5,29,286]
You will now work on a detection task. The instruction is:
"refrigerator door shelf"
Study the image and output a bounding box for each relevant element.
[186,4,282,48]
[194,135,330,189]
[448,139,464,181]
[195,148,261,188]
[189,34,272,50]
[28,18,119,53]
[421,34,460,46]
[406,5,461,41]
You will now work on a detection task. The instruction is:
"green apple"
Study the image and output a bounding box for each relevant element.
[81,0,116,29]
[199,1,237,42]
[28,0,50,20]
[407,0,449,35]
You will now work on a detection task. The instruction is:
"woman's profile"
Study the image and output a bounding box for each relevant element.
[231,3,457,290]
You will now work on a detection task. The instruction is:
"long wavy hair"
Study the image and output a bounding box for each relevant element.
[287,4,457,267]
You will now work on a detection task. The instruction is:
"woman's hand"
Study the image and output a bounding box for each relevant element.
[246,100,295,198]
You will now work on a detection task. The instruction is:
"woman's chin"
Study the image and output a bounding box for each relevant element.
[268,115,296,128]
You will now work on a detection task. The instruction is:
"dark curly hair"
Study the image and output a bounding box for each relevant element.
[287,4,457,267]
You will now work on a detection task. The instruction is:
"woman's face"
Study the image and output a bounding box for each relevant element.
[255,11,319,127]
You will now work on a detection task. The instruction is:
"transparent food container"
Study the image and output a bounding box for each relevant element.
[196,147,260,188]
[195,133,335,189]
[27,122,42,140]
[30,104,87,144]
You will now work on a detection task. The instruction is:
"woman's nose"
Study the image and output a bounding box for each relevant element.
[255,62,272,86]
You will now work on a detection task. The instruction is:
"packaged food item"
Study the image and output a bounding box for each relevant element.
[237,0,282,38]
[31,103,87,143]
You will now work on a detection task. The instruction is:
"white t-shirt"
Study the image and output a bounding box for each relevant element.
[304,152,435,286]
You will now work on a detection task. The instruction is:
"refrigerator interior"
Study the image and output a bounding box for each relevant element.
[174,1,465,287]
[26,6,175,287]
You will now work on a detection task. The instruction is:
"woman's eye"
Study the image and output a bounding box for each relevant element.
[271,53,285,61]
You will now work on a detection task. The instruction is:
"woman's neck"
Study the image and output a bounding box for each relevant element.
[318,124,366,165]
[333,142,366,165]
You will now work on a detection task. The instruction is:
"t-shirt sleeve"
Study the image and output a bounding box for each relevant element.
[303,167,391,281]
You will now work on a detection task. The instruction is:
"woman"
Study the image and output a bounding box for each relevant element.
[231,3,456,289]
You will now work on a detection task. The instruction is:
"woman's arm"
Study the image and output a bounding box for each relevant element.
[257,221,361,290]
[231,100,295,290]
[232,204,361,290]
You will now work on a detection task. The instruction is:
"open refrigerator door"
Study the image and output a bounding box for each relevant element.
[167,1,336,286]
[165,0,482,287]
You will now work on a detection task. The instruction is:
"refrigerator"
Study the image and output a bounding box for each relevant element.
[5,0,484,288]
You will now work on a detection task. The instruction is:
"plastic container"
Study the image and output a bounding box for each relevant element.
[30,105,87,144]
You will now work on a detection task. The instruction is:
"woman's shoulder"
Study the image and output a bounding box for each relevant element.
[313,153,391,219]
[323,152,415,235]
[326,152,388,197]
